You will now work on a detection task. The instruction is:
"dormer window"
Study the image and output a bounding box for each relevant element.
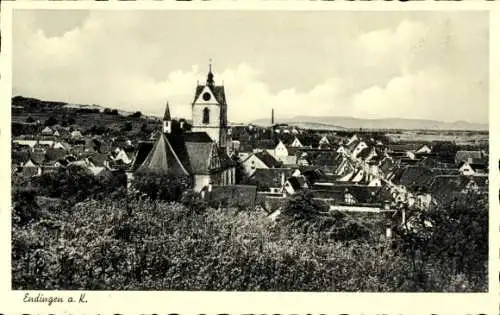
[203,107,210,124]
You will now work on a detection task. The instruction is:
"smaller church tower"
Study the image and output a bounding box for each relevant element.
[163,102,172,134]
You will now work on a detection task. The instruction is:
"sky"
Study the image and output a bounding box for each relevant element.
[12,10,489,124]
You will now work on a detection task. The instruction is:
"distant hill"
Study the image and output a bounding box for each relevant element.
[12,96,160,120]
[252,116,488,131]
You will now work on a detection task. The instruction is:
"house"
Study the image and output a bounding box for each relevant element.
[415,144,432,154]
[87,153,109,176]
[274,140,288,158]
[240,150,281,177]
[458,161,488,176]
[455,150,484,165]
[283,176,308,195]
[247,168,293,193]
[45,148,67,164]
[429,175,486,205]
[319,135,330,146]
[113,148,133,165]
[398,166,436,190]
[70,130,83,139]
[351,141,368,158]
[52,141,71,151]
[290,136,303,148]
[345,134,359,146]
[41,126,54,136]
[21,158,42,177]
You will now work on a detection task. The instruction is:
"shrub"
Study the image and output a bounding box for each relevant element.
[132,173,192,202]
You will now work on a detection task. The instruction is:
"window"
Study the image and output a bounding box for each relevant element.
[203,107,210,124]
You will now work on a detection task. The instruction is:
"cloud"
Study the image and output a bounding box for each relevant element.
[13,11,488,124]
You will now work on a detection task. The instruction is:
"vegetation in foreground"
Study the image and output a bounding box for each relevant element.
[11,167,487,291]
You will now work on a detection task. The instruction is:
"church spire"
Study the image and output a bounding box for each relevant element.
[163,101,171,121]
[206,59,214,86]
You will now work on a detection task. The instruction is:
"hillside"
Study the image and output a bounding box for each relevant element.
[252,116,488,131]
[11,96,161,136]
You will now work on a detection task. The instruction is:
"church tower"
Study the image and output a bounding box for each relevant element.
[191,62,229,148]
[163,101,172,134]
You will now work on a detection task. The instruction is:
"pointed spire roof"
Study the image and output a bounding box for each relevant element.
[206,59,214,86]
[163,102,171,121]
[136,132,189,176]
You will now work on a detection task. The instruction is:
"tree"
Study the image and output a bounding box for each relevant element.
[121,122,133,132]
[133,173,192,201]
[26,116,35,123]
[45,116,58,126]
[129,111,142,118]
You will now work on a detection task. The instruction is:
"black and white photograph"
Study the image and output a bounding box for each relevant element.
[9,8,490,293]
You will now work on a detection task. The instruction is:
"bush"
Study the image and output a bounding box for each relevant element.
[129,111,142,118]
[133,173,192,202]
[45,116,58,126]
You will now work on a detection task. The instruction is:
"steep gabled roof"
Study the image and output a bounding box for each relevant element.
[131,141,155,171]
[45,148,67,162]
[163,102,171,121]
[193,85,227,105]
[247,168,293,189]
[455,150,483,164]
[136,133,190,176]
[254,151,281,168]
[399,166,435,187]
[183,132,213,143]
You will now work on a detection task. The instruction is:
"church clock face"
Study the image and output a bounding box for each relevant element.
[202,92,211,101]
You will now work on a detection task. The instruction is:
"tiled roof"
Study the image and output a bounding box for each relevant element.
[399,166,435,187]
[30,151,46,165]
[254,151,281,168]
[247,168,293,189]
[88,153,109,167]
[455,150,483,164]
[185,142,214,175]
[45,148,67,162]
[311,184,381,204]
[12,150,30,165]
[136,133,190,177]
[183,132,213,143]
[131,141,154,171]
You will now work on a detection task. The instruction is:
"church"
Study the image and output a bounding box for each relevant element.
[129,64,237,192]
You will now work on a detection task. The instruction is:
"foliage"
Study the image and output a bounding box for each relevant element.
[393,193,488,291]
[10,198,402,291]
[104,108,119,115]
[45,116,58,127]
[89,124,109,135]
[129,111,142,118]
[26,116,35,123]
[11,166,487,292]
[121,122,133,132]
[133,173,192,202]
